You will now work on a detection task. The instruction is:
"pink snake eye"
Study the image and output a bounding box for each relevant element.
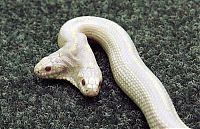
[45,66,51,72]
[99,80,102,87]
[81,79,86,86]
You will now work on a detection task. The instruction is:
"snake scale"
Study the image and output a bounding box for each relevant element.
[34,16,190,129]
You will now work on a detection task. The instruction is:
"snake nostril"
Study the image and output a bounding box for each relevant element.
[81,79,85,86]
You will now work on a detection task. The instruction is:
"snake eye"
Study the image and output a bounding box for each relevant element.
[99,80,102,87]
[81,79,86,86]
[45,66,51,72]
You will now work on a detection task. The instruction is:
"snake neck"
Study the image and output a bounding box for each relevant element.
[59,16,189,128]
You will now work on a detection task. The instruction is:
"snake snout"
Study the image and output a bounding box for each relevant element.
[82,87,100,97]
[34,63,41,75]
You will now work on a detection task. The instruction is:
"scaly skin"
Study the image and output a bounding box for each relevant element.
[34,16,190,129]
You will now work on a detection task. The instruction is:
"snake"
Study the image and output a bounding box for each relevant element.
[34,16,190,129]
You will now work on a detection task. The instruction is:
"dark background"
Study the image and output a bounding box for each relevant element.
[1,0,199,129]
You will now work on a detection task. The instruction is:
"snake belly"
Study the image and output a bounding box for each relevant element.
[57,16,189,129]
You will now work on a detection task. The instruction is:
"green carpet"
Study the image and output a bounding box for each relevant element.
[1,0,199,128]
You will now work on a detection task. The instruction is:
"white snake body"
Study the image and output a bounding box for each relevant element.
[34,16,189,128]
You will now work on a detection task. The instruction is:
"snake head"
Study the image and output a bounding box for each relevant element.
[77,67,103,97]
[34,51,68,79]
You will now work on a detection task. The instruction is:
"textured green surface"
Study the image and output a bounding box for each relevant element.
[1,0,200,129]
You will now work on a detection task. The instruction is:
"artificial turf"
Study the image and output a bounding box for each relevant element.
[0,0,199,129]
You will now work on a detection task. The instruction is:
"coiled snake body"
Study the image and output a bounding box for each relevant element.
[34,16,189,128]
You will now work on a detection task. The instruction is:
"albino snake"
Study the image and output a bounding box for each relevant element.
[34,16,190,128]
